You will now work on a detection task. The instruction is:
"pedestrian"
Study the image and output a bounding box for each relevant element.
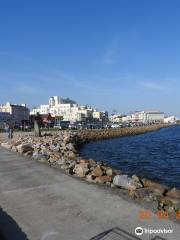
[4,123,9,134]
[8,124,13,140]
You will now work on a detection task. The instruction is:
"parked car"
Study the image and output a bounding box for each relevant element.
[111,124,120,128]
[104,124,111,129]
[68,123,78,130]
[53,123,62,129]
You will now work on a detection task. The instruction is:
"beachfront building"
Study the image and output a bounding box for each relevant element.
[0,112,11,129]
[122,115,132,122]
[164,116,178,123]
[131,111,165,123]
[30,96,106,122]
[31,105,50,115]
[0,102,29,126]
[109,114,123,123]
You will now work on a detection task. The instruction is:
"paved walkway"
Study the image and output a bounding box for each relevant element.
[0,147,179,240]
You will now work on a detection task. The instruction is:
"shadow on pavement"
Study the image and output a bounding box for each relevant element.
[0,207,28,240]
[90,227,167,240]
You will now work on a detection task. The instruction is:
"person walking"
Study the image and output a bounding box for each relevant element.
[4,123,9,134]
[7,123,13,140]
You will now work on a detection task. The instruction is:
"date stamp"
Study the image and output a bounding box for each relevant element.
[139,210,180,220]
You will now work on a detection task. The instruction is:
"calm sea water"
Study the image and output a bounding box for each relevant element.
[80,125,180,188]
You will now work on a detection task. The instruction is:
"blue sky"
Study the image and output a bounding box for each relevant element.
[0,0,180,116]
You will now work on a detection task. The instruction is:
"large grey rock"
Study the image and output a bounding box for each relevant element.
[17,144,33,154]
[113,175,142,190]
[32,151,48,161]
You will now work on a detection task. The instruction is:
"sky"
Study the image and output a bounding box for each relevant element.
[0,0,180,116]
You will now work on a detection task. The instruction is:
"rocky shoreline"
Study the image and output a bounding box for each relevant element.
[0,124,180,215]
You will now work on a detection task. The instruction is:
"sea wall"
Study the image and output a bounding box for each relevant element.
[76,124,170,145]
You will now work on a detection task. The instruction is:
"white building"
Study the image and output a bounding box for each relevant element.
[131,111,164,123]
[109,114,123,123]
[30,96,105,122]
[122,115,132,122]
[0,102,29,126]
[164,116,178,123]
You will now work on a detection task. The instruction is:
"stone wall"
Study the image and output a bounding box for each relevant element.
[76,124,170,145]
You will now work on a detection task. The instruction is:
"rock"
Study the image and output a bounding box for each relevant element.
[60,164,69,170]
[142,179,167,196]
[131,188,152,201]
[86,174,96,183]
[95,175,112,184]
[105,167,113,176]
[48,156,57,164]
[11,146,17,152]
[158,196,180,208]
[79,159,89,164]
[73,163,89,177]
[68,160,76,168]
[92,165,103,177]
[88,159,97,167]
[23,151,33,157]
[49,144,60,152]
[66,166,74,175]
[17,144,33,154]
[32,151,48,161]
[66,143,75,151]
[1,142,12,149]
[164,206,175,214]
[166,188,180,199]
[132,175,141,183]
[56,157,66,165]
[63,135,71,144]
[66,151,76,160]
[113,175,142,190]
[50,152,62,160]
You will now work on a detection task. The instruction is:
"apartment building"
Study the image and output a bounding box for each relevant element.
[30,96,105,122]
[0,102,29,126]
[131,111,165,123]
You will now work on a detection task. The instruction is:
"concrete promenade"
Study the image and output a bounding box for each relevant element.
[0,147,179,240]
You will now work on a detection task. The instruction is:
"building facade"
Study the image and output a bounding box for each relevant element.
[0,112,11,129]
[131,111,164,123]
[0,102,29,126]
[164,116,178,123]
[30,96,106,122]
